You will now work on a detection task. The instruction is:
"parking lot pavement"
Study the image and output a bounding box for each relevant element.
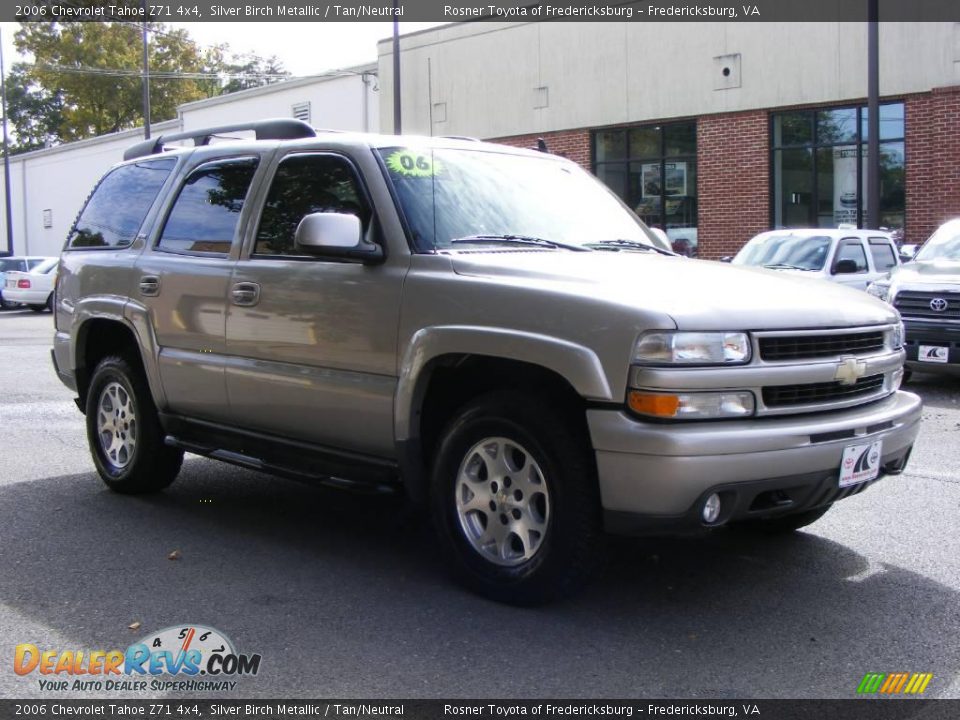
[1,309,958,699]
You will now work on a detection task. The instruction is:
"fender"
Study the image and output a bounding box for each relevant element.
[70,296,168,411]
[394,325,613,443]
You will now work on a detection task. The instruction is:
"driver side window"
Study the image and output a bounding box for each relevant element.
[254,154,370,257]
[833,239,868,274]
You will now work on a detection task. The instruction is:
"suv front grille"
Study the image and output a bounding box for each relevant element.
[762,374,885,408]
[759,331,885,361]
[894,291,960,321]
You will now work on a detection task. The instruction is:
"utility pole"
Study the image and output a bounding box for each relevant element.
[1,27,14,256]
[392,12,401,134]
[141,4,152,139]
[866,0,879,229]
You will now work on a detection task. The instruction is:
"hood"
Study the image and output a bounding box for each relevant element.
[449,251,898,330]
[890,259,960,286]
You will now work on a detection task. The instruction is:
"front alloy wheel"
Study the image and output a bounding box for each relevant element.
[455,437,550,566]
[431,391,602,605]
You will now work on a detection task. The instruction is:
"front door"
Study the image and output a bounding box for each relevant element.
[225,152,405,458]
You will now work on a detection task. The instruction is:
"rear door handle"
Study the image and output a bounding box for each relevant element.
[231,282,261,307]
[139,275,161,297]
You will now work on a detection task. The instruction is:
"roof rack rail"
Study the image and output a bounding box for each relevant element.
[439,135,481,142]
[123,118,316,161]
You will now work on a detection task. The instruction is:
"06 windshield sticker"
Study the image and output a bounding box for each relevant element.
[385,149,443,178]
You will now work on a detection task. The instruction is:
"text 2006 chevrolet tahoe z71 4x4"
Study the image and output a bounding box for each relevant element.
[52,120,921,604]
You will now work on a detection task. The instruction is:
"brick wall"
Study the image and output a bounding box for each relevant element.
[904,86,960,246]
[696,111,769,259]
[489,130,591,170]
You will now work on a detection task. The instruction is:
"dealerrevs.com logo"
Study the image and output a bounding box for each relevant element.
[14,625,262,692]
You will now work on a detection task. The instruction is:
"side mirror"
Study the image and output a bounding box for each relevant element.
[294,213,383,263]
[833,258,860,274]
[719,256,733,263]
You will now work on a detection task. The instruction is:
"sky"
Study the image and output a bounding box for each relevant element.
[0,22,448,78]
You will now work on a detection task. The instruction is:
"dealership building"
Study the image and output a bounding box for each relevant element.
[2,21,959,259]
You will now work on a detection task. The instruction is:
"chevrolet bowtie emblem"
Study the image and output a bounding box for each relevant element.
[835,357,868,385]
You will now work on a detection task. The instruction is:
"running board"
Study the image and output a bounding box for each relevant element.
[164,434,400,496]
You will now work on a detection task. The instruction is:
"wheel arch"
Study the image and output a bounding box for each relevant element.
[395,326,612,503]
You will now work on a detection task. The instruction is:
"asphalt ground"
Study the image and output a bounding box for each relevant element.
[0,308,958,700]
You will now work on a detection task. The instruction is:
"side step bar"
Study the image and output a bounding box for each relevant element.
[163,433,401,496]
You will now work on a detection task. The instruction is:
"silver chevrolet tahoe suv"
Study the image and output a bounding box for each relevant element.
[52,119,921,604]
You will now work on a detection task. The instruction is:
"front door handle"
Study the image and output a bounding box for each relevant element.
[231,282,261,307]
[139,275,161,297]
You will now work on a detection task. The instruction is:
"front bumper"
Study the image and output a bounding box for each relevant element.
[588,390,922,535]
[904,322,960,373]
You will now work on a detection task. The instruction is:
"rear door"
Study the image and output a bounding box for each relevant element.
[135,155,263,423]
[224,151,405,458]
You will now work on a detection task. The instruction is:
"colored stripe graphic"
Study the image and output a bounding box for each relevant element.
[858,672,932,694]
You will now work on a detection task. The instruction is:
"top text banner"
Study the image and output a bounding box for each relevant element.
[9,0,960,22]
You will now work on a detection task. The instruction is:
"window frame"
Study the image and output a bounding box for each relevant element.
[591,120,698,237]
[154,155,261,259]
[868,236,899,272]
[246,150,380,262]
[831,237,870,275]
[769,102,905,231]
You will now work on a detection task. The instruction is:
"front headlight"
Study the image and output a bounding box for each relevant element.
[891,319,905,350]
[627,389,756,419]
[866,281,892,302]
[634,331,751,365]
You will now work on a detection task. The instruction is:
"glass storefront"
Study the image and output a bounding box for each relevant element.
[771,103,904,232]
[593,122,698,256]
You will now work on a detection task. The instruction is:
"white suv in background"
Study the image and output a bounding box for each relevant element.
[731,229,900,290]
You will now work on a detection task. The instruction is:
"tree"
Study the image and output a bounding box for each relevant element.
[7,22,289,152]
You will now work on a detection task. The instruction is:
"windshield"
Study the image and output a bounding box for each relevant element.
[378,147,657,252]
[914,222,960,262]
[733,234,831,271]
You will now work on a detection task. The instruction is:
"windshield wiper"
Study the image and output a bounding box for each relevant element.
[449,234,591,252]
[762,263,814,271]
[585,239,676,256]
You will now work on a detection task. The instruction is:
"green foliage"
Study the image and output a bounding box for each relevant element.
[7,22,289,153]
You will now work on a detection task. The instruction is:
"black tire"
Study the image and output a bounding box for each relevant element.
[85,354,183,494]
[28,304,47,313]
[430,391,603,605]
[733,505,832,534]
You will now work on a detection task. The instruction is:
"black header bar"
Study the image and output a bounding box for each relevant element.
[8,0,960,23]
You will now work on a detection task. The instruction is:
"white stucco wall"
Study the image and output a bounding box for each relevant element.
[378,21,960,138]
[178,67,379,134]
[0,68,380,258]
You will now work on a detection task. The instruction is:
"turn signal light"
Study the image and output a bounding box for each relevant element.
[627,391,681,417]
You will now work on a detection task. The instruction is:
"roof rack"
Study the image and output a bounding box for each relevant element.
[439,135,481,142]
[123,118,317,161]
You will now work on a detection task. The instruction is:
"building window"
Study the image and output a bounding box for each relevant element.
[593,122,698,256]
[292,102,311,123]
[771,103,904,231]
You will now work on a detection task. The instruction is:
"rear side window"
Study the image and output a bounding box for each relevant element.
[869,238,898,271]
[158,158,259,255]
[68,158,176,249]
[834,239,868,273]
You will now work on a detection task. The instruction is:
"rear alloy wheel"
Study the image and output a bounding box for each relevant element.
[85,355,183,493]
[431,391,602,605]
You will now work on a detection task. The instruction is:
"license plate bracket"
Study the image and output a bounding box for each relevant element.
[839,440,883,488]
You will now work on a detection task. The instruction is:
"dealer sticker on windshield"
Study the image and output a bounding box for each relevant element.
[839,440,883,488]
[385,150,443,178]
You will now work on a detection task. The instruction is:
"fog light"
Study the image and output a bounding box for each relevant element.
[702,493,722,524]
